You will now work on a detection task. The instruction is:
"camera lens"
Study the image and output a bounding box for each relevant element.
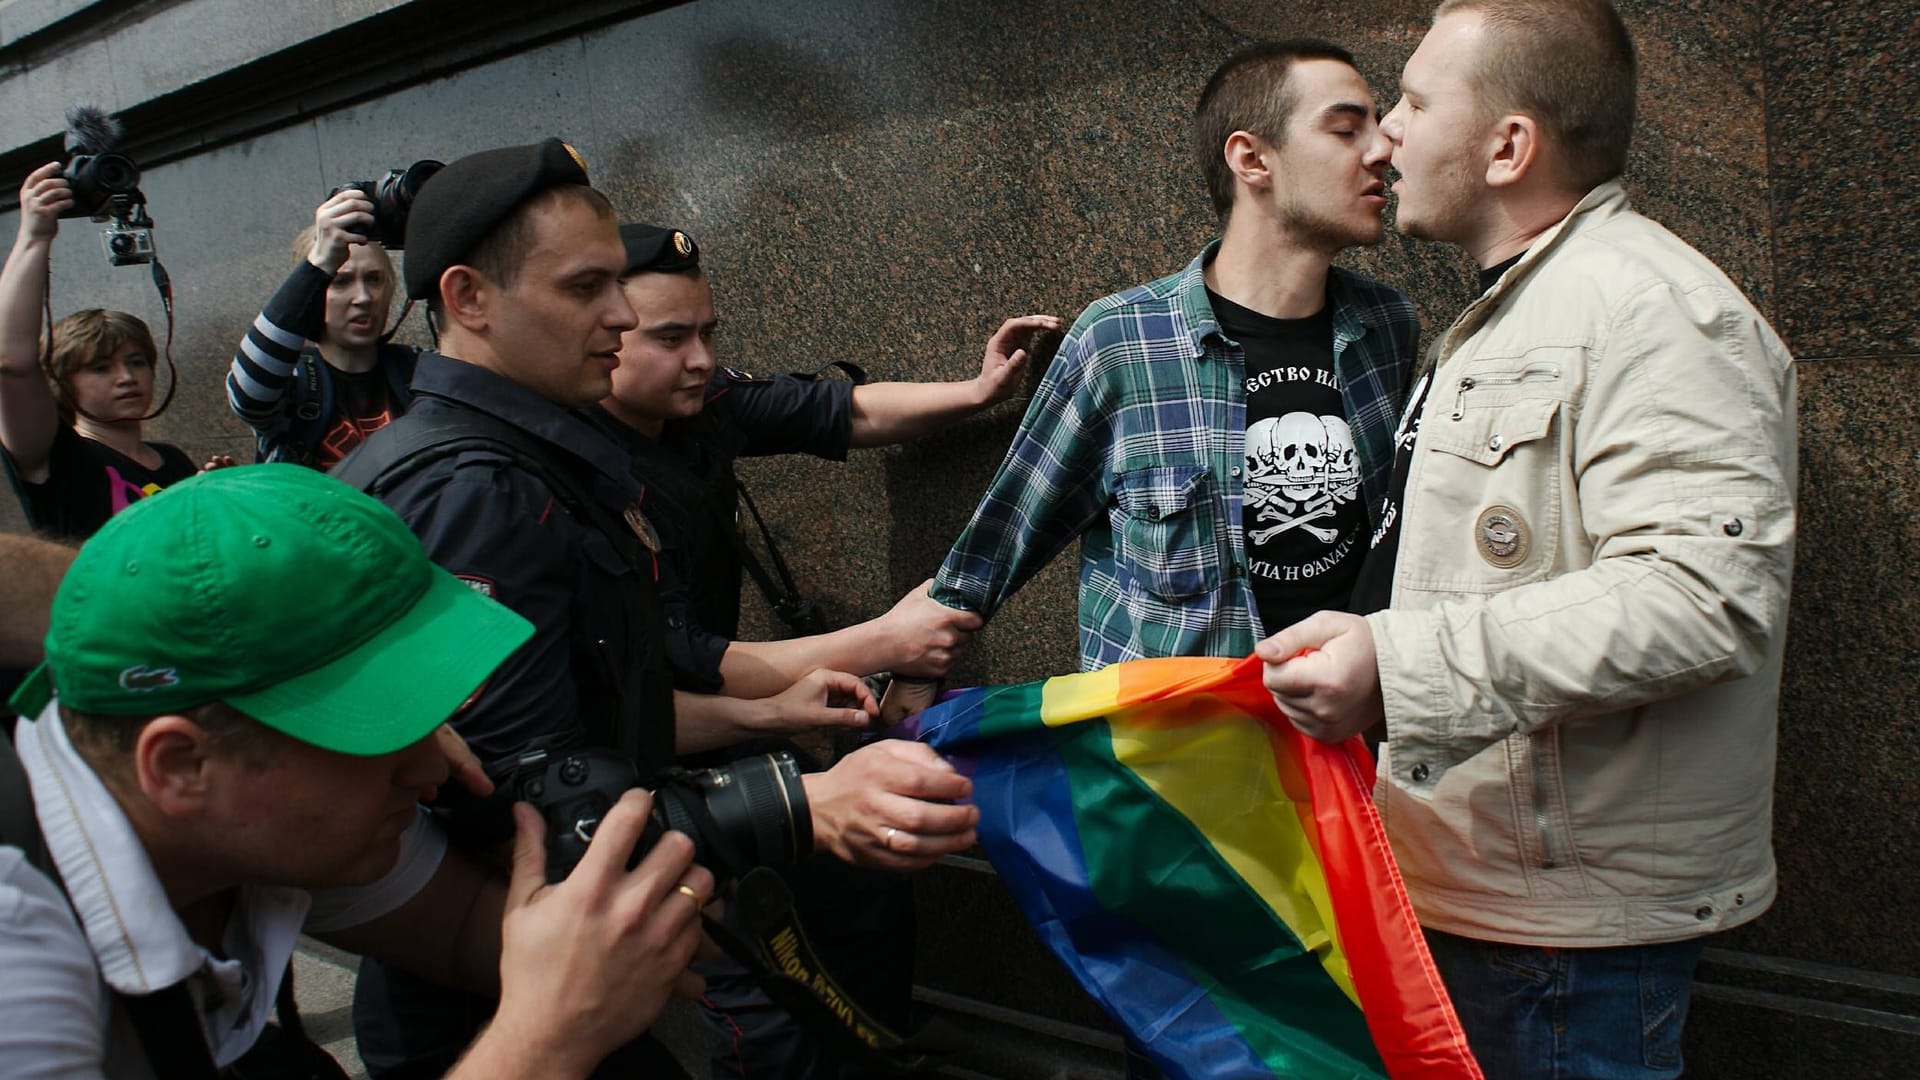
[93,153,140,195]
[372,159,443,250]
[655,751,812,879]
[507,746,815,885]
[108,234,133,255]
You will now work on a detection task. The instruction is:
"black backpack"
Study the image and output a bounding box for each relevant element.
[267,346,418,466]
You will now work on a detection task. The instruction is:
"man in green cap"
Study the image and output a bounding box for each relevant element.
[0,464,715,1078]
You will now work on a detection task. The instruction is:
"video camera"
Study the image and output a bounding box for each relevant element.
[328,160,442,249]
[58,106,154,267]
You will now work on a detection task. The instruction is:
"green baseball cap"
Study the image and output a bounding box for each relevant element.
[9,464,533,756]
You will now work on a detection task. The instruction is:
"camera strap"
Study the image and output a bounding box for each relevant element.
[728,481,822,637]
[141,255,179,419]
[704,868,946,1075]
[726,359,868,638]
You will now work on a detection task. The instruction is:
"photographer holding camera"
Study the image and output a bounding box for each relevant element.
[333,139,978,1079]
[226,186,417,467]
[0,465,712,1079]
[0,163,228,539]
[228,163,440,468]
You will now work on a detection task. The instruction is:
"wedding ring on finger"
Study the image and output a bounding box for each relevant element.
[674,883,706,908]
[882,825,899,849]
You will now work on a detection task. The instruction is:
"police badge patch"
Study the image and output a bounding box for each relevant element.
[623,503,662,554]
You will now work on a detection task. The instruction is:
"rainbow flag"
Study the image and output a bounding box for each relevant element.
[897,655,1482,1079]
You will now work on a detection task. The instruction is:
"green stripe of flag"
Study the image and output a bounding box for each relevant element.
[1062,716,1385,1077]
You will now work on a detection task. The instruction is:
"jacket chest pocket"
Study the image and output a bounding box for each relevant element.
[1111,464,1224,601]
[1418,395,1563,585]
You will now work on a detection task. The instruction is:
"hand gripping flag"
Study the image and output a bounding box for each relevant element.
[896,655,1482,1080]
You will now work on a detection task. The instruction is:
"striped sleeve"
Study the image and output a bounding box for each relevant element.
[227,260,331,432]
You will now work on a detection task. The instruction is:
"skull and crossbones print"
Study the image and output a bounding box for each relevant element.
[1243,412,1359,545]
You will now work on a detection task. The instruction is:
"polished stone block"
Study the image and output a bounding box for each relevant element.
[1719,359,1920,978]
[1764,2,1920,358]
[1684,982,1920,1080]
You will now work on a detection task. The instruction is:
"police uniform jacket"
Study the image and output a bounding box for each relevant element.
[350,351,676,772]
[582,369,852,690]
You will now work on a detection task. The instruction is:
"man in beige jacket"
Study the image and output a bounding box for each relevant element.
[1257,2,1796,1078]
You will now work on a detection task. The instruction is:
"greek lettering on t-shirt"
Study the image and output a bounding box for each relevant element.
[1212,288,1367,633]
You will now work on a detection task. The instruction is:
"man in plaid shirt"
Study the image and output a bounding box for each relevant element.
[931,40,1419,671]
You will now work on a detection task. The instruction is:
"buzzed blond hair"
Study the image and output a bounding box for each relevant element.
[1434,0,1637,191]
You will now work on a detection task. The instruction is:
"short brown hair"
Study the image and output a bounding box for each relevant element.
[44,309,156,412]
[1194,40,1360,221]
[457,184,616,300]
[1434,0,1637,190]
[62,700,289,775]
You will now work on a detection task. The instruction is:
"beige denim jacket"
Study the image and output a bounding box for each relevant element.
[1369,181,1797,946]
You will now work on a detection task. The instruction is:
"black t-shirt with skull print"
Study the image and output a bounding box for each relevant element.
[1213,288,1368,636]
[1349,251,1524,614]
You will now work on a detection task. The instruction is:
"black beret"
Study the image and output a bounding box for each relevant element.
[402,137,592,300]
[619,223,701,277]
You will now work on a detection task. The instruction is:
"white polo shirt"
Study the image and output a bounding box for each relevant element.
[0,700,447,1078]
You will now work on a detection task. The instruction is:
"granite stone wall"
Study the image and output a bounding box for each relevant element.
[4,0,1913,1074]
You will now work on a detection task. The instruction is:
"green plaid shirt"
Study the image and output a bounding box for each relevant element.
[934,243,1418,670]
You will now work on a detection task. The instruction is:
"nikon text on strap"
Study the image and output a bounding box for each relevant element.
[702,867,954,1075]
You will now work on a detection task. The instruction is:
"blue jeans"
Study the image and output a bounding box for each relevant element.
[1423,928,1707,1080]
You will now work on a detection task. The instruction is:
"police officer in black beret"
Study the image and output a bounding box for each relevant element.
[580,224,1060,1078]
[333,140,982,1080]
[587,224,1061,700]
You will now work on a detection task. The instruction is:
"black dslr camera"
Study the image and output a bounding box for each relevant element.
[504,745,946,1073]
[62,151,140,215]
[329,160,443,249]
[59,106,154,267]
[506,745,811,884]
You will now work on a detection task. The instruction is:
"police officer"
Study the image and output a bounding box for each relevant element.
[583,227,1054,1076]
[334,141,980,1079]
[586,223,1061,698]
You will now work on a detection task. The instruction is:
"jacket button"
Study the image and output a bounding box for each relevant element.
[1721,517,1744,537]
[1147,504,1163,521]
[1230,466,1242,477]
[1695,905,1713,920]
[1487,435,1504,452]
[1411,762,1431,783]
